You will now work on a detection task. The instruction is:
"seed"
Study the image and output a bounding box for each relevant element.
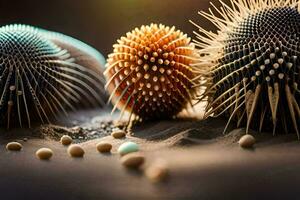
[238,134,256,148]
[60,135,73,145]
[111,130,126,139]
[6,142,22,151]
[36,148,53,160]
[96,142,112,153]
[118,141,139,156]
[120,152,145,168]
[145,159,169,182]
[68,144,85,157]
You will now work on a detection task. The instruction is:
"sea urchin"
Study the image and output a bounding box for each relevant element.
[193,0,300,138]
[0,24,106,128]
[104,24,200,122]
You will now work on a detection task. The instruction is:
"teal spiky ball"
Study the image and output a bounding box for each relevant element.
[194,0,300,138]
[0,24,106,128]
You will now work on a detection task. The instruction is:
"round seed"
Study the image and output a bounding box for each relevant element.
[118,141,139,156]
[68,144,85,157]
[6,142,22,151]
[36,148,53,160]
[120,152,145,168]
[60,135,73,145]
[111,130,126,139]
[238,134,256,148]
[96,142,112,153]
[145,160,169,182]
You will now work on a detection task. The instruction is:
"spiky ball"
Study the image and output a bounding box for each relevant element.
[0,24,106,128]
[104,24,200,121]
[194,0,300,138]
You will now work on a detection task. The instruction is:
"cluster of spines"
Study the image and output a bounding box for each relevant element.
[193,0,300,138]
[0,24,106,128]
[105,24,200,122]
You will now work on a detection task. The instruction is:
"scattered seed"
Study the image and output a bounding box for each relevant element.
[121,152,145,168]
[60,135,73,145]
[145,159,169,182]
[96,142,112,153]
[238,134,255,148]
[36,148,53,160]
[6,142,22,151]
[68,144,85,157]
[118,141,139,156]
[111,130,126,139]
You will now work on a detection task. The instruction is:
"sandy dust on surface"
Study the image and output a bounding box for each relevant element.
[0,105,300,200]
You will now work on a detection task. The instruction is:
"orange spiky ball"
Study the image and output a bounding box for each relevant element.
[104,24,200,121]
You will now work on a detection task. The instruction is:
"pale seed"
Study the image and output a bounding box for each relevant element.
[68,144,85,157]
[111,130,126,139]
[238,134,255,148]
[121,152,144,168]
[6,142,22,151]
[118,141,139,156]
[60,135,73,145]
[96,142,112,153]
[36,148,53,160]
[145,159,169,182]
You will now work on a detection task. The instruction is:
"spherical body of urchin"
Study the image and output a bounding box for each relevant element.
[194,0,300,138]
[0,24,106,128]
[105,24,200,122]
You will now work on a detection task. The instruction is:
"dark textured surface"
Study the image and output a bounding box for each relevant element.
[0,128,300,200]
[0,108,299,200]
[1,1,299,200]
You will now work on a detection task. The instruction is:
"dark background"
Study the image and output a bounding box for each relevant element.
[0,0,224,56]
